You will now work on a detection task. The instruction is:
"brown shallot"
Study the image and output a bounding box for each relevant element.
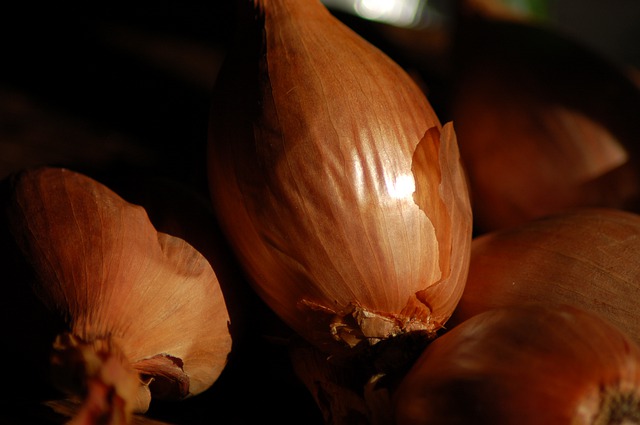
[207,0,472,356]
[394,303,640,425]
[450,13,640,233]
[449,207,640,344]
[2,167,232,423]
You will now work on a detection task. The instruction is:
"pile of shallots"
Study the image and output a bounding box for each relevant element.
[207,1,640,424]
[3,0,640,424]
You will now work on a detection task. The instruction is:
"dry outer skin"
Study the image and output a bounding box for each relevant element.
[7,167,232,413]
[394,304,640,425]
[451,15,640,233]
[208,0,472,354]
[449,207,640,344]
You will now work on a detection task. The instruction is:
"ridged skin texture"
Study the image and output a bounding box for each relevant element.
[7,167,232,411]
[208,0,471,353]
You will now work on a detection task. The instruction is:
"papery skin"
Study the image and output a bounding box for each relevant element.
[394,304,640,425]
[6,167,232,412]
[449,208,640,345]
[451,15,640,233]
[207,0,472,353]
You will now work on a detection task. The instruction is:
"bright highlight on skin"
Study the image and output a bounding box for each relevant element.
[354,0,422,26]
[386,174,415,199]
[321,0,424,27]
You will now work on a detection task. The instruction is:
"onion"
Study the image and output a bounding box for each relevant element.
[450,13,640,233]
[2,167,232,423]
[207,0,472,354]
[449,207,640,345]
[394,303,640,425]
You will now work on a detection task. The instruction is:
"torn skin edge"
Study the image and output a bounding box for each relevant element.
[411,122,473,327]
[295,124,467,353]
